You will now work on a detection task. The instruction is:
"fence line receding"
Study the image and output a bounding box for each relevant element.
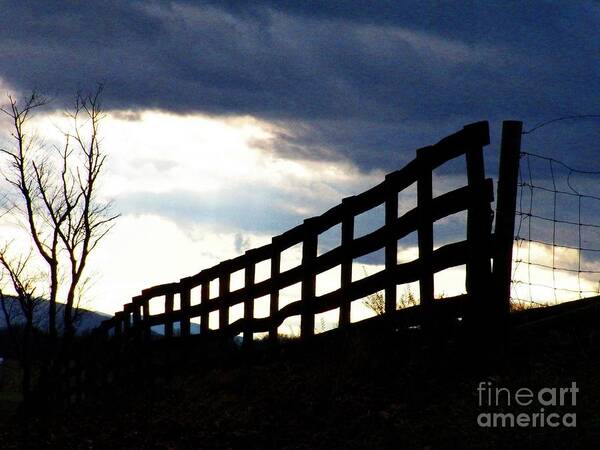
[95,121,503,347]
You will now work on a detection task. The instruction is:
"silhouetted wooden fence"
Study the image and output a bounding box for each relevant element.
[49,120,524,405]
[100,121,498,343]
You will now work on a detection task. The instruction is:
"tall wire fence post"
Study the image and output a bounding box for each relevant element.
[493,121,523,321]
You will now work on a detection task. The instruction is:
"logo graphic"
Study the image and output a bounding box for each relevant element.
[476,381,578,428]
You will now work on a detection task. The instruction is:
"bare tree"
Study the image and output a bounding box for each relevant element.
[0,92,62,339]
[0,87,117,344]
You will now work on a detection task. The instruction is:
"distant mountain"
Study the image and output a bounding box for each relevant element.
[1,296,243,344]
[148,322,202,336]
[149,322,242,345]
[0,296,111,335]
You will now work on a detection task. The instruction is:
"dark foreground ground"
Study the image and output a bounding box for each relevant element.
[2,297,600,449]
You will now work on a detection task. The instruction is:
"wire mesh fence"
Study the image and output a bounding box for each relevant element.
[511,148,600,308]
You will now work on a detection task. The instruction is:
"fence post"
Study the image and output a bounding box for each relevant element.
[164,292,174,338]
[243,251,256,348]
[301,218,318,340]
[122,304,132,338]
[219,265,231,332]
[339,197,354,328]
[132,297,142,340]
[385,175,399,314]
[464,122,493,322]
[128,299,143,384]
[417,146,434,324]
[142,296,150,342]
[493,121,523,317]
[269,241,281,342]
[114,312,123,338]
[180,279,191,337]
[200,279,210,336]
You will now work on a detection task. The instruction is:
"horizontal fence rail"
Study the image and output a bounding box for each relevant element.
[95,121,494,347]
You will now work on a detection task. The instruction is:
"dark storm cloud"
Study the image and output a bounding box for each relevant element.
[1,1,599,170]
[258,118,471,171]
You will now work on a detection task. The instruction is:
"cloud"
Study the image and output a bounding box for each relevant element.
[2,1,599,316]
[88,214,258,313]
[2,2,599,172]
[234,232,251,253]
[116,186,304,235]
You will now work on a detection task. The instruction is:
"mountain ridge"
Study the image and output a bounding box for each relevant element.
[0,296,111,335]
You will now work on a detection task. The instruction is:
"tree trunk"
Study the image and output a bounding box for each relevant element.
[48,265,58,340]
[63,283,77,342]
[21,316,33,413]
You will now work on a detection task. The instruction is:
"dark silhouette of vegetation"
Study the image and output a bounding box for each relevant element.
[0,87,117,339]
[3,295,600,449]
[0,248,41,405]
[361,267,418,315]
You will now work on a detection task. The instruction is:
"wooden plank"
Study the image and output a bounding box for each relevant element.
[243,263,303,305]
[382,159,419,192]
[226,254,249,274]
[300,218,318,339]
[465,140,493,320]
[417,147,434,311]
[142,297,150,341]
[344,181,386,217]
[249,242,275,263]
[269,244,281,342]
[187,265,218,286]
[424,121,490,171]
[332,159,418,219]
[165,292,174,338]
[122,303,132,335]
[131,297,142,342]
[218,271,231,330]
[339,197,354,327]
[243,255,256,348]
[314,202,345,234]
[274,223,305,249]
[200,282,209,336]
[348,158,427,218]
[141,282,179,297]
[385,174,398,314]
[180,278,191,337]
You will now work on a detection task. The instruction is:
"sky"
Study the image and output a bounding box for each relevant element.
[0,1,599,328]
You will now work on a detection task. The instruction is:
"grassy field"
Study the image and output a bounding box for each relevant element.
[0,358,22,418]
[2,297,600,449]
[0,358,23,450]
